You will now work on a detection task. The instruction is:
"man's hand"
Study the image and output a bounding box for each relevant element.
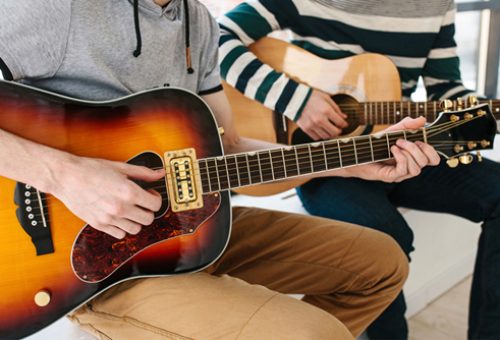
[340,117,441,182]
[50,156,164,239]
[296,89,348,140]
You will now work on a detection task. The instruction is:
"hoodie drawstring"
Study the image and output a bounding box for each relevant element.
[132,0,194,75]
[183,0,194,74]
[133,0,142,57]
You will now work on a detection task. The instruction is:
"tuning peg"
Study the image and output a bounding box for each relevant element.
[477,151,483,162]
[468,95,478,106]
[441,99,453,112]
[457,97,464,110]
[446,158,459,168]
[454,144,464,153]
[480,140,491,148]
[459,153,473,165]
[467,141,477,150]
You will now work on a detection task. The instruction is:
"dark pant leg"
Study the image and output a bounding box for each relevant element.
[388,158,500,340]
[298,177,411,339]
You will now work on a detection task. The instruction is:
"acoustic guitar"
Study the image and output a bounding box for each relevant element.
[223,37,500,195]
[0,80,496,339]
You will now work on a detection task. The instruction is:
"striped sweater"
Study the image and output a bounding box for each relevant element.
[218,0,475,122]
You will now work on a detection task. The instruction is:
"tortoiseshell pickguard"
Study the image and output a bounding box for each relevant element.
[71,194,221,282]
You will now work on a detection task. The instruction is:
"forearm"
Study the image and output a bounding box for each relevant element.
[0,129,71,193]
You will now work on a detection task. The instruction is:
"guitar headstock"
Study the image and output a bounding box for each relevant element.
[426,102,496,167]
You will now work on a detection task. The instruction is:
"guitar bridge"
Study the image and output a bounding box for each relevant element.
[164,148,203,212]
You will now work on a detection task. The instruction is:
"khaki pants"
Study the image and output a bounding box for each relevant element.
[70,207,408,339]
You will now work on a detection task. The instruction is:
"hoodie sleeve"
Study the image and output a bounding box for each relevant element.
[197,8,223,95]
[0,0,71,81]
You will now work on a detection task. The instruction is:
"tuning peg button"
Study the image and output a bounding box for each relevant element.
[459,154,473,165]
[446,158,459,168]
[441,99,453,112]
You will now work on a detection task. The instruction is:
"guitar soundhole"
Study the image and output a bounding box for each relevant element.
[292,94,362,144]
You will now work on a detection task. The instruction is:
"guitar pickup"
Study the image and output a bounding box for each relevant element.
[164,148,204,212]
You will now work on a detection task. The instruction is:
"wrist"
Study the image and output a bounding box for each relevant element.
[36,149,76,194]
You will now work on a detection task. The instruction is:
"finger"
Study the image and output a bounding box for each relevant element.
[121,163,165,182]
[390,146,408,181]
[400,148,421,178]
[386,116,426,132]
[110,218,142,235]
[303,127,323,141]
[91,224,126,239]
[123,206,156,226]
[396,139,429,168]
[320,119,343,139]
[415,141,441,165]
[131,182,163,212]
[324,99,348,127]
[315,127,332,140]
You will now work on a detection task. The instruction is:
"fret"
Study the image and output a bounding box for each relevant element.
[310,143,327,172]
[433,101,437,120]
[402,130,407,140]
[216,157,229,190]
[270,149,286,180]
[296,145,313,174]
[337,140,343,168]
[369,135,374,162]
[246,153,261,184]
[206,158,220,191]
[236,154,250,186]
[244,154,252,185]
[281,148,288,178]
[283,147,299,177]
[256,152,264,183]
[226,155,239,188]
[355,135,374,164]
[386,102,390,125]
[416,102,419,117]
[374,102,378,125]
[324,140,341,169]
[294,146,301,175]
[352,138,358,164]
[199,159,211,193]
[307,144,314,171]
[363,102,368,124]
[385,133,391,158]
[257,151,273,182]
[393,102,397,124]
[424,102,428,119]
[269,150,275,181]
[339,138,357,167]
[322,142,328,170]
[369,102,373,125]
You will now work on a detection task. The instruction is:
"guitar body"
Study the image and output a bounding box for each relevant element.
[0,81,231,339]
[224,37,402,195]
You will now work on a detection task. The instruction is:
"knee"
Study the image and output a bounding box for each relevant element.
[363,229,410,293]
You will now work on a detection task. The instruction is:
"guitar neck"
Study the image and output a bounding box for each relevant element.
[356,99,500,125]
[198,129,425,193]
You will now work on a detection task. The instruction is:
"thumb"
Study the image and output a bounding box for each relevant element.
[386,116,426,132]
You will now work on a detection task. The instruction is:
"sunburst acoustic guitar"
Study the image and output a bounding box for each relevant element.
[223,37,500,195]
[0,80,496,339]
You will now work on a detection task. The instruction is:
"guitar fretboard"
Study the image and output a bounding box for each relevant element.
[198,129,425,193]
[352,99,500,125]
